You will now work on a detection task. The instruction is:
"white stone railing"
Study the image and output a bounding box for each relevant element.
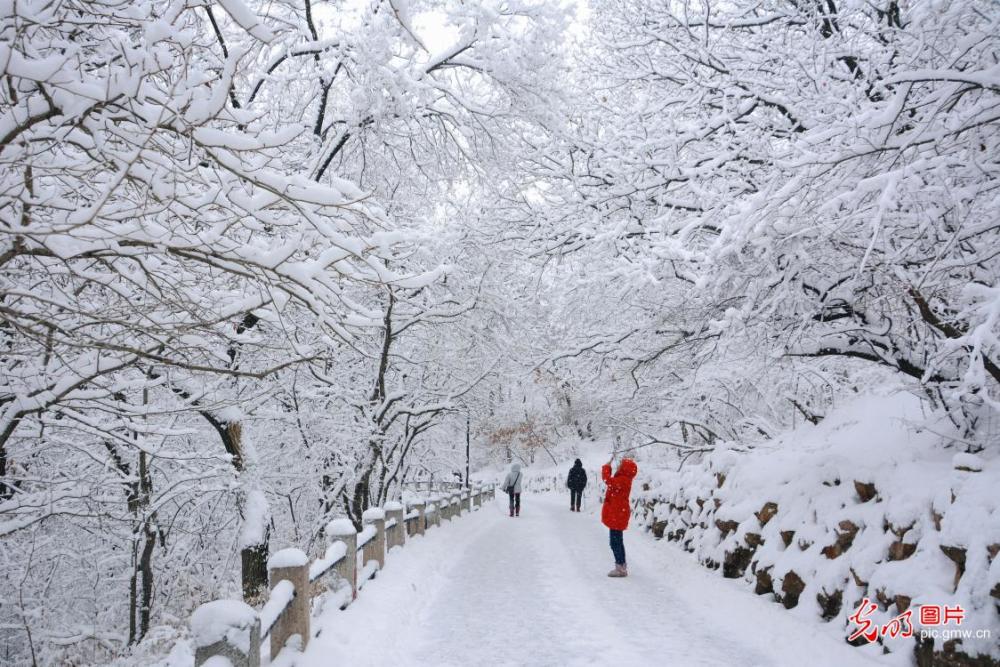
[190,484,496,666]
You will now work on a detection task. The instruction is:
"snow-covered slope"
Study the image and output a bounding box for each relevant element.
[638,393,999,665]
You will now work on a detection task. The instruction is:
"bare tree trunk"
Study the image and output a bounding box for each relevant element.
[226,422,270,603]
[346,289,394,528]
[137,450,155,638]
[128,544,138,645]
[221,316,271,603]
[348,470,371,530]
[124,387,158,646]
[240,543,269,603]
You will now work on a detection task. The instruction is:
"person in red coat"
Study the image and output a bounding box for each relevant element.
[601,457,638,577]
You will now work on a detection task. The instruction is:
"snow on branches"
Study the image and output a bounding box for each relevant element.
[522,0,1000,448]
[0,0,566,662]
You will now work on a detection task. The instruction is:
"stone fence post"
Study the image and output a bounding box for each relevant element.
[268,548,310,657]
[429,496,441,528]
[326,518,357,600]
[439,494,447,523]
[187,483,497,667]
[423,497,433,529]
[192,600,260,667]
[362,507,386,570]
[384,501,405,550]
[413,500,426,536]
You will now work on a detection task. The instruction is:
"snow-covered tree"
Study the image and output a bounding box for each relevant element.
[1,0,570,661]
[508,0,1000,452]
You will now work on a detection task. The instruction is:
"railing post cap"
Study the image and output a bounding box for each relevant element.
[191,599,258,651]
[384,500,404,511]
[362,507,386,522]
[267,547,308,570]
[326,518,357,537]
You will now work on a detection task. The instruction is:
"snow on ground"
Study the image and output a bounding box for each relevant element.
[298,493,901,667]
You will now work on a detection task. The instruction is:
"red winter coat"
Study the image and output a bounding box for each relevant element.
[601,458,638,531]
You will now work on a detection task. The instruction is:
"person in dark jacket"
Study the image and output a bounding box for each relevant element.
[566,459,587,511]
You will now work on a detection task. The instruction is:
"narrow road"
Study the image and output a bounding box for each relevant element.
[299,494,899,667]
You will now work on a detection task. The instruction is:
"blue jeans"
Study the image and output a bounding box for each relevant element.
[609,529,626,565]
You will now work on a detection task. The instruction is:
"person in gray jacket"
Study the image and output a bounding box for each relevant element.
[501,463,523,517]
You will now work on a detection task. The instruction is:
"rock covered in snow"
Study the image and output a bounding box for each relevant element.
[953,453,984,472]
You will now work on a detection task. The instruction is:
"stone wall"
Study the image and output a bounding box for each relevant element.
[633,403,999,667]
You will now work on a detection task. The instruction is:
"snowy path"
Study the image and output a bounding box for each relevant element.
[300,494,898,667]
